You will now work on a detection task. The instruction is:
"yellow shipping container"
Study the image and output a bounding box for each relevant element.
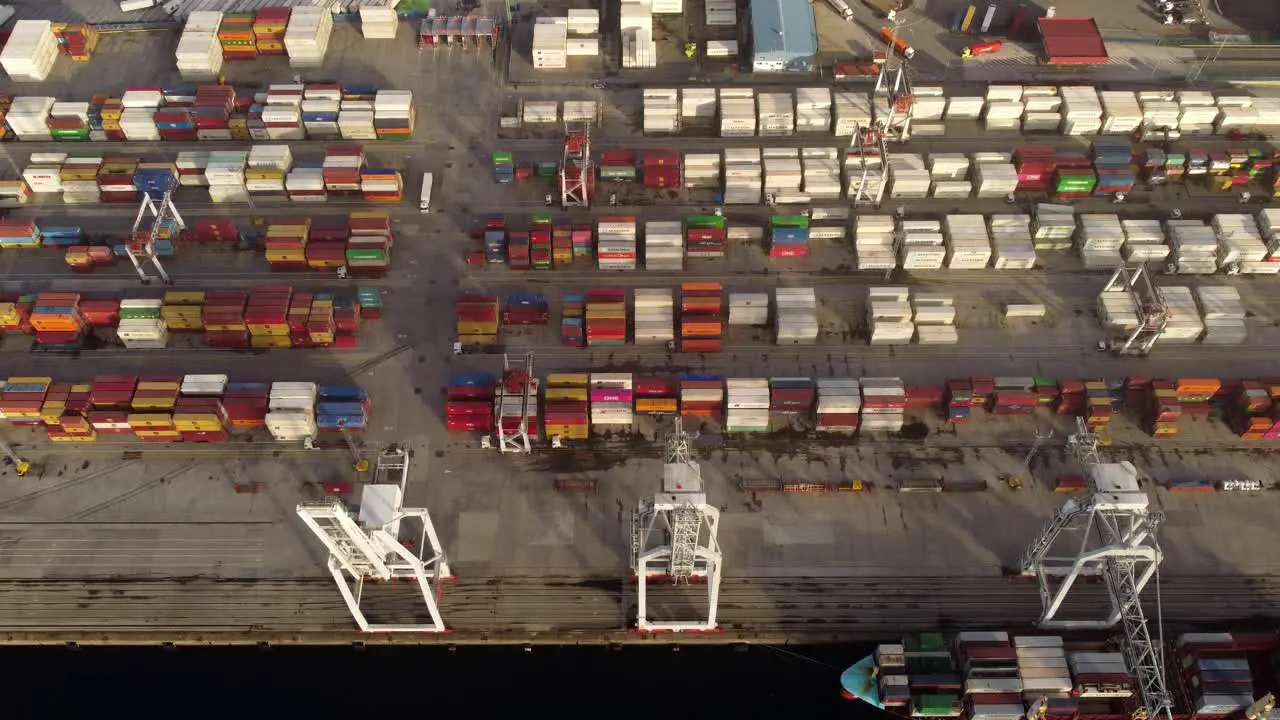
[544,424,589,440]
[308,331,335,345]
[163,291,205,305]
[636,398,678,413]
[457,321,499,336]
[131,398,176,411]
[246,170,284,181]
[265,251,306,263]
[69,384,91,394]
[545,388,589,401]
[40,402,66,425]
[246,323,289,337]
[137,381,179,391]
[8,376,52,385]
[546,373,589,387]
[135,430,181,440]
[127,414,174,428]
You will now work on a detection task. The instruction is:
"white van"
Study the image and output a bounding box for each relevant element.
[420,172,434,212]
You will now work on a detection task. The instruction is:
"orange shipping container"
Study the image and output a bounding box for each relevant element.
[636,398,677,413]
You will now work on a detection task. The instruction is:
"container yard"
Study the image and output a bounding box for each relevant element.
[0,0,1279,669]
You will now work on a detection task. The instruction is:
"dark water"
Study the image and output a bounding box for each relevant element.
[3,644,877,716]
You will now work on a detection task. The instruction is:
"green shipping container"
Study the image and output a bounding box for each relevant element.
[493,151,513,165]
[599,166,637,180]
[346,249,387,263]
[120,307,162,320]
[686,215,726,229]
[771,215,810,229]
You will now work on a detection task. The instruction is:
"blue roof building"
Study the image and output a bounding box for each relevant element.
[749,0,818,73]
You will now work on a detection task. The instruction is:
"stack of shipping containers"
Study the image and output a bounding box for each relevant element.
[815,379,860,433]
[446,373,495,433]
[456,295,500,348]
[598,217,638,270]
[635,377,678,417]
[679,283,723,352]
[685,216,727,259]
[544,374,589,441]
[589,373,633,432]
[632,288,674,346]
[725,378,769,433]
[680,376,723,424]
[585,289,627,347]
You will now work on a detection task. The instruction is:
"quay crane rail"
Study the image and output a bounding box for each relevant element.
[631,417,722,632]
[1018,417,1171,720]
[296,446,452,633]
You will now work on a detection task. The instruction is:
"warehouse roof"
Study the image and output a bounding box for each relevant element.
[1037,17,1110,65]
[750,0,818,61]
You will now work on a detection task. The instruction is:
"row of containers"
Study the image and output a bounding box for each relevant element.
[3,146,403,206]
[0,85,415,142]
[471,215,733,270]
[468,208,1280,277]
[446,373,1280,441]
[871,630,1274,720]
[0,376,368,444]
[640,84,1280,138]
[0,286,379,351]
[456,283,731,351]
[0,214,395,277]
[503,140,1277,206]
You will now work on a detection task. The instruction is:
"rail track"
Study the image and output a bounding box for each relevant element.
[0,575,1274,644]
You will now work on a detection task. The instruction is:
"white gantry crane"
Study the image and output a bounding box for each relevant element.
[873,15,913,143]
[631,417,723,632]
[1103,264,1167,356]
[1018,417,1172,720]
[125,189,184,285]
[296,446,453,633]
[847,123,889,208]
[485,352,536,454]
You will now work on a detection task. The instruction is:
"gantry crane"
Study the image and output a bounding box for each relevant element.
[1018,417,1172,720]
[482,352,536,454]
[125,189,184,285]
[1103,264,1167,356]
[631,417,723,632]
[873,15,913,143]
[847,124,888,208]
[296,446,452,632]
[560,122,593,209]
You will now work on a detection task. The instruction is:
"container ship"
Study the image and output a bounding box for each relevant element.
[841,631,1277,720]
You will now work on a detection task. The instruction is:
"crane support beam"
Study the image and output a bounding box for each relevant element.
[296,447,452,633]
